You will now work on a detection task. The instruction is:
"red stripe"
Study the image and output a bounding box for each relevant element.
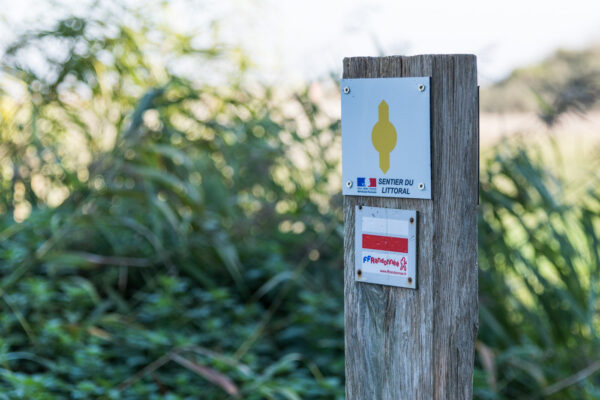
[362,234,408,253]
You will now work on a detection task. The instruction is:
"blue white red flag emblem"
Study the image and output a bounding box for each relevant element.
[357,177,376,187]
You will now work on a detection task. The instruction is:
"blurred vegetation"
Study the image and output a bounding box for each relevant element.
[477,142,600,399]
[1,3,600,400]
[481,45,600,125]
[0,5,343,399]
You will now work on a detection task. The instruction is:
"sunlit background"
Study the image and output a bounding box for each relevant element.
[1,0,600,398]
[6,0,600,83]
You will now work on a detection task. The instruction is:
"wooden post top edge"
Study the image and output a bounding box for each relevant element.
[343,54,477,63]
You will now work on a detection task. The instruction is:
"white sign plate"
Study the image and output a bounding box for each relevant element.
[355,206,417,289]
[341,77,431,199]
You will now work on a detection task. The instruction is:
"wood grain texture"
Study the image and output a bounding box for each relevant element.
[343,55,479,399]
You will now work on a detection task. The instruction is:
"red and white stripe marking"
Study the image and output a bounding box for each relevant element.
[360,216,409,275]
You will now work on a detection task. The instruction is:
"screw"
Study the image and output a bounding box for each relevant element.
[418,84,425,92]
[343,86,350,94]
[408,277,413,284]
[410,217,414,224]
[357,269,362,277]
[358,205,363,210]
[346,180,353,188]
[418,183,425,190]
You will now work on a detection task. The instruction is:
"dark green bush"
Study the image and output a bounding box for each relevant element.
[1,8,343,399]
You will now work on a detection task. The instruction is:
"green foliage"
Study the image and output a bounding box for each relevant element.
[1,3,600,399]
[477,141,600,399]
[1,6,343,399]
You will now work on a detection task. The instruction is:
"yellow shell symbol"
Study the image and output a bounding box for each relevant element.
[371,100,397,173]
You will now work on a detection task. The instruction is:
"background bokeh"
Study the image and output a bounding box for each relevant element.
[1,1,600,399]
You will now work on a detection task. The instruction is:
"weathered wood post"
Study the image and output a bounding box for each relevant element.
[343,55,478,399]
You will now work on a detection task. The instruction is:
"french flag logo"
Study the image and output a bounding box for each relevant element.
[357,177,376,187]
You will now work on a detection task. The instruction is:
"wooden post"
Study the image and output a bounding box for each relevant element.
[343,55,479,399]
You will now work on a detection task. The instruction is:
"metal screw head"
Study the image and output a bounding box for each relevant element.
[418,84,425,92]
[343,86,350,94]
[418,182,425,190]
[346,180,353,188]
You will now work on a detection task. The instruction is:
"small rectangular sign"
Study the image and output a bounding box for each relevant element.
[355,206,417,289]
[341,77,431,199]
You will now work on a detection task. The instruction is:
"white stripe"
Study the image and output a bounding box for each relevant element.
[362,217,409,236]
